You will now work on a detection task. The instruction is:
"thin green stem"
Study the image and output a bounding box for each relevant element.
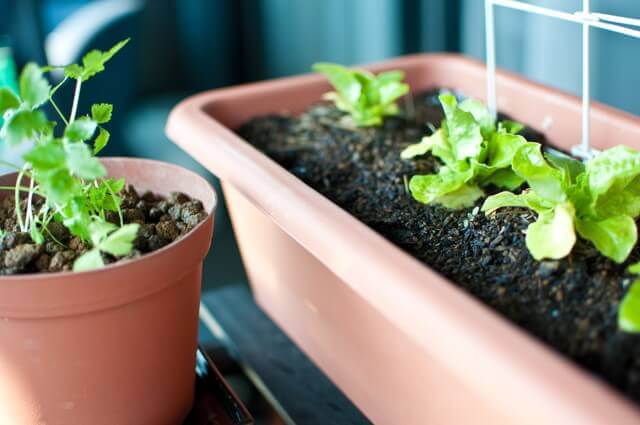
[0,186,37,193]
[69,78,82,123]
[49,76,69,125]
[104,179,124,226]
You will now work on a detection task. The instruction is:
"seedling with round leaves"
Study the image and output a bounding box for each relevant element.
[0,39,139,271]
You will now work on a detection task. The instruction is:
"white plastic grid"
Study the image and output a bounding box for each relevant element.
[484,0,640,159]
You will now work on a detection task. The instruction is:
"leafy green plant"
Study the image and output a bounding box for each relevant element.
[482,144,640,263]
[0,38,139,271]
[312,62,409,127]
[401,94,526,209]
[619,262,640,333]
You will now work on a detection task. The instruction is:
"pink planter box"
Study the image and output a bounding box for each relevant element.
[166,54,640,425]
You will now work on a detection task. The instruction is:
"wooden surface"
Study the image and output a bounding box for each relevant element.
[199,285,371,425]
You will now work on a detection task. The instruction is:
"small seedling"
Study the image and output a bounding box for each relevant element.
[0,39,139,271]
[619,262,640,333]
[312,62,409,127]
[483,144,640,263]
[402,94,526,209]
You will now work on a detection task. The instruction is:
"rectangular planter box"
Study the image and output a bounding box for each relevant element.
[166,54,640,424]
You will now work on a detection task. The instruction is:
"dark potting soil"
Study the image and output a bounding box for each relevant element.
[0,187,207,274]
[237,89,640,403]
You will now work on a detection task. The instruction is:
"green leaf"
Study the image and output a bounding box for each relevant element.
[619,281,640,333]
[91,103,113,124]
[1,109,48,146]
[512,142,567,203]
[487,133,527,169]
[545,148,585,183]
[79,38,130,81]
[88,220,117,246]
[498,120,524,135]
[481,168,524,190]
[99,223,140,256]
[0,88,20,114]
[459,98,495,138]
[586,145,640,198]
[23,142,66,171]
[526,204,576,260]
[73,249,104,272]
[312,63,361,104]
[409,166,477,207]
[65,143,106,179]
[64,64,83,79]
[576,215,637,263]
[39,169,81,205]
[482,190,551,214]
[19,63,50,109]
[439,94,484,161]
[93,127,110,154]
[64,116,97,142]
[400,129,453,164]
[60,197,91,240]
[629,262,640,275]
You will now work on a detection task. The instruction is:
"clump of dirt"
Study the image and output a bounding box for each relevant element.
[0,186,207,274]
[237,89,640,403]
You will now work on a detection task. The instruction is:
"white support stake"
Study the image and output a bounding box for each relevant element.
[573,0,594,159]
[485,0,497,118]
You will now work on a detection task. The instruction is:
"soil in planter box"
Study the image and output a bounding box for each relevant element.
[237,90,640,403]
[0,186,207,274]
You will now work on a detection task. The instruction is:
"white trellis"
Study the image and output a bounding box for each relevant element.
[484,0,640,159]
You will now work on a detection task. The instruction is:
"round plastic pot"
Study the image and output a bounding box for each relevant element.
[166,54,640,424]
[0,158,216,425]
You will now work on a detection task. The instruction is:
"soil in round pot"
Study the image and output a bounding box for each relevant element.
[0,184,207,274]
[237,90,640,404]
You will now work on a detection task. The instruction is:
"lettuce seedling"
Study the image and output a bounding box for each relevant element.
[619,262,640,333]
[0,39,139,271]
[312,62,409,127]
[401,94,526,209]
[482,144,640,263]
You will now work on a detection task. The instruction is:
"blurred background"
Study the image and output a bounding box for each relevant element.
[1,0,639,289]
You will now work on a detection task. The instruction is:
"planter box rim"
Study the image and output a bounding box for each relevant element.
[166,53,640,424]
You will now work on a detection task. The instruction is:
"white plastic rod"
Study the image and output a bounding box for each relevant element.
[580,0,591,157]
[590,13,640,28]
[492,0,640,39]
[485,0,497,118]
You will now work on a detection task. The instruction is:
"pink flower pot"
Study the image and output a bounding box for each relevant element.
[0,158,216,425]
[166,54,640,425]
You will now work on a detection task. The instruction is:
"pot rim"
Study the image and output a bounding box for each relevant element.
[0,157,216,283]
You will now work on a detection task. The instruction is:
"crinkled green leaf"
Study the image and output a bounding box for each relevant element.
[400,129,454,164]
[586,145,640,198]
[88,220,117,246]
[312,62,408,127]
[0,88,20,114]
[64,64,83,79]
[73,248,104,271]
[526,204,576,260]
[409,166,474,206]
[440,94,484,161]
[19,63,50,109]
[313,63,361,104]
[459,98,495,139]
[99,223,139,256]
[64,116,97,142]
[545,148,585,183]
[482,190,551,214]
[619,280,640,333]
[91,103,113,124]
[576,215,637,263]
[1,109,48,146]
[487,133,527,169]
[481,168,524,190]
[61,197,92,240]
[79,38,130,81]
[498,120,524,135]
[65,142,106,179]
[512,142,566,203]
[435,183,484,209]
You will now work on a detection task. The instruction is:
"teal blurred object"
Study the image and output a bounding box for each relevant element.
[0,38,18,95]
